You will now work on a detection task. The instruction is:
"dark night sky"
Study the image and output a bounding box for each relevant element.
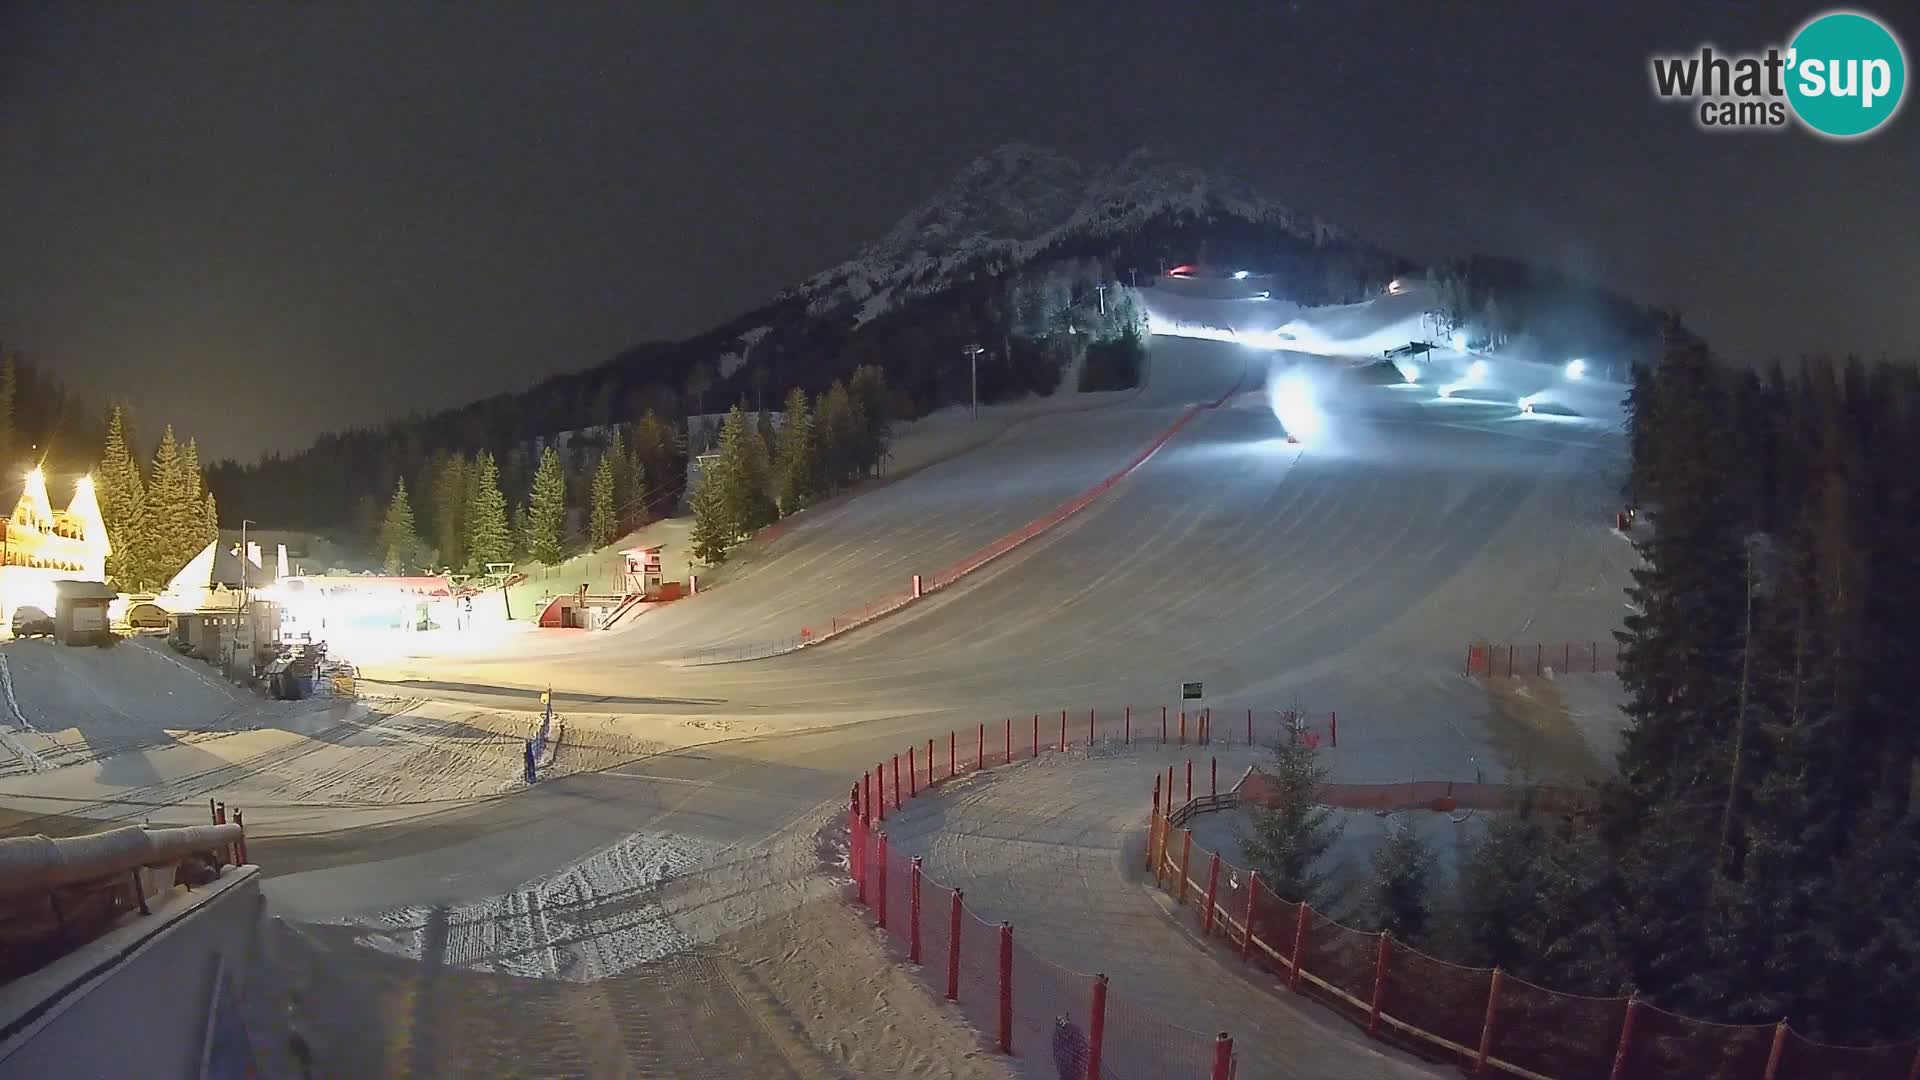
[4,3,1916,461]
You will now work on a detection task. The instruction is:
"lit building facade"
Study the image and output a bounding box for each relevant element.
[0,470,110,625]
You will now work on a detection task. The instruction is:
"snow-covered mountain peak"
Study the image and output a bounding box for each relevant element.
[789,144,1337,323]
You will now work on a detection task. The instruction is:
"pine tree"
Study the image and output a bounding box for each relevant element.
[630,409,678,511]
[1236,735,1343,906]
[201,490,219,553]
[602,428,636,530]
[1367,815,1435,943]
[379,478,420,573]
[773,386,818,514]
[715,404,776,535]
[848,365,893,476]
[589,450,619,548]
[688,463,732,564]
[526,446,568,564]
[430,453,470,572]
[463,451,512,572]
[146,425,200,582]
[97,405,149,589]
[815,381,859,493]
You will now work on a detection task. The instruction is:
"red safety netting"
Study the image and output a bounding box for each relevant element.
[1007,937,1088,1063]
[1298,913,1378,1018]
[1376,941,1492,1062]
[1489,973,1628,1080]
[1205,858,1253,946]
[1242,881,1302,977]
[1599,1000,1775,1079]
[1467,639,1621,677]
[1775,1030,1919,1080]
[1098,984,1221,1080]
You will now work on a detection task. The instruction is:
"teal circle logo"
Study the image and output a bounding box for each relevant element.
[1786,11,1907,138]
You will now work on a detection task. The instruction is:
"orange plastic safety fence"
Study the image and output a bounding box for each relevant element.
[1377,941,1493,1063]
[1489,972,1628,1080]
[1774,1029,1919,1080]
[1299,913,1378,1016]
[1614,1000,1774,1079]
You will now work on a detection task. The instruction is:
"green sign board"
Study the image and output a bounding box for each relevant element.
[1180,681,1203,701]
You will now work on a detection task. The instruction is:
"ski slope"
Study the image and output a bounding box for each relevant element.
[0,282,1639,1078]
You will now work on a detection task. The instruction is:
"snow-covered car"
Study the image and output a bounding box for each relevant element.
[11,606,54,638]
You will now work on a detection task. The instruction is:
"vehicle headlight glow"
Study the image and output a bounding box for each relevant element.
[1467,359,1489,382]
[1565,358,1586,381]
[1233,269,1250,280]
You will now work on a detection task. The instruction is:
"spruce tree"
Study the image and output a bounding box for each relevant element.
[431,454,470,572]
[526,446,568,564]
[379,479,420,573]
[602,428,636,529]
[463,451,512,571]
[815,381,859,493]
[715,404,775,535]
[97,405,149,589]
[589,450,618,548]
[774,386,818,514]
[202,490,220,554]
[1367,815,1435,943]
[1606,324,1749,998]
[848,365,893,476]
[146,426,199,582]
[1236,735,1343,906]
[688,463,732,564]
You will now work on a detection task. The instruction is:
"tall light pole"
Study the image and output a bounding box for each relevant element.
[964,345,985,419]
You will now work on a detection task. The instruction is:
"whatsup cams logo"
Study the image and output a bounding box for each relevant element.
[1650,9,1907,138]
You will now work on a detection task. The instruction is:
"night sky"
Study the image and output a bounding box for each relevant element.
[4,3,1916,461]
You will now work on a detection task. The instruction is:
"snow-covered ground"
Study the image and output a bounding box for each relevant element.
[880,747,1443,1078]
[1,282,1636,1076]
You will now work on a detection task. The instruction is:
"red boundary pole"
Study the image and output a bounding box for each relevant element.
[1033,713,1040,758]
[1608,995,1640,1080]
[1124,706,1131,745]
[909,856,923,964]
[1005,717,1011,765]
[1059,709,1067,753]
[851,785,867,905]
[997,923,1014,1054]
[1087,974,1109,1080]
[1289,905,1310,990]
[1088,706,1094,747]
[1161,706,1167,744]
[1210,1033,1233,1080]
[946,889,963,1001]
[908,747,917,798]
[1178,830,1193,904]
[1247,707,1253,745]
[1369,933,1391,1036]
[927,738,934,787]
[1763,1020,1789,1080]
[1202,853,1221,935]
[876,833,890,930]
[1179,710,1187,745]
[1211,756,1217,798]
[893,754,901,809]
[1475,969,1504,1074]
[977,723,984,771]
[1185,759,1193,803]
[1242,872,1260,960]
[1330,711,1338,748]
[950,730,956,778]
[876,765,886,821]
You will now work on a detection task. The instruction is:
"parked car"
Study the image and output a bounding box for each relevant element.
[11,606,54,638]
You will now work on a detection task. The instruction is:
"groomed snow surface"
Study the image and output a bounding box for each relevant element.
[2,284,1634,1076]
